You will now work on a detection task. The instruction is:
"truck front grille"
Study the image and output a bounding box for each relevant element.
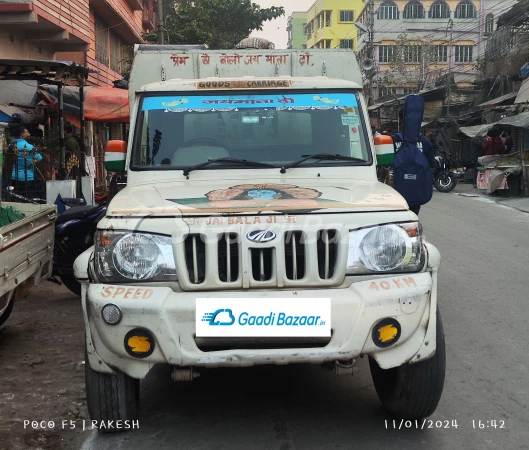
[179,228,344,290]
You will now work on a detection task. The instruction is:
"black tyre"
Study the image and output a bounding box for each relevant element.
[61,274,82,297]
[85,355,140,431]
[0,293,15,327]
[369,309,446,419]
[435,173,457,193]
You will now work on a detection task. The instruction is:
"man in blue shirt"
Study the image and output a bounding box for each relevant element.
[11,125,43,193]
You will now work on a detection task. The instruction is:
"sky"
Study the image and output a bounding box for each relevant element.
[250,0,316,49]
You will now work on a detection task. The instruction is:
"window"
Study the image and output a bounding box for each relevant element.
[403,46,422,63]
[455,1,476,18]
[455,45,473,62]
[378,1,399,19]
[303,23,307,34]
[94,15,109,66]
[485,13,494,34]
[340,10,355,22]
[379,87,397,98]
[340,39,354,49]
[134,92,371,169]
[429,1,450,18]
[403,1,425,19]
[379,45,396,62]
[325,11,332,26]
[432,45,448,62]
[403,87,415,95]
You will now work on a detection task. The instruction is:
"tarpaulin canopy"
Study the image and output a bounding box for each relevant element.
[0,105,45,125]
[37,84,129,127]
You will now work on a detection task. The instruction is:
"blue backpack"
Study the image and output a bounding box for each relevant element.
[393,95,433,206]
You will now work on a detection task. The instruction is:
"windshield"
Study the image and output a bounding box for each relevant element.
[132,91,372,170]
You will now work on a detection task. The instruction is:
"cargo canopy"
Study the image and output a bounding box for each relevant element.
[37,84,129,126]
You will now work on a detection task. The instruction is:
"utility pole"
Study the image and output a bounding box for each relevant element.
[157,0,165,45]
[366,0,376,104]
[446,19,453,117]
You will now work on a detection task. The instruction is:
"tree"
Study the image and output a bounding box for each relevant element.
[145,0,285,50]
[387,33,438,91]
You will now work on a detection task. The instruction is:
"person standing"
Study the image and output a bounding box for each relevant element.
[10,125,43,193]
[471,136,484,189]
[483,130,505,156]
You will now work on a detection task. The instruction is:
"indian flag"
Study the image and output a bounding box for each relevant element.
[374,135,395,166]
[105,141,127,172]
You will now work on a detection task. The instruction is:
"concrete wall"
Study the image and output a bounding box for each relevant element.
[0,29,54,60]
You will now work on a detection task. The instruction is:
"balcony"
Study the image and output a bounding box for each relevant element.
[0,0,89,52]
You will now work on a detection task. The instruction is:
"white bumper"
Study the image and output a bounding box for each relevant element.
[83,269,438,380]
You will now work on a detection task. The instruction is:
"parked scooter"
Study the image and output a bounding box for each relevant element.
[433,148,458,193]
[6,188,106,296]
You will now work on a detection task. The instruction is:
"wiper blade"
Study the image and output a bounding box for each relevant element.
[280,153,366,173]
[183,157,275,176]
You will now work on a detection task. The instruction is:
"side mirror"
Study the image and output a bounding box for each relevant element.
[374,135,394,166]
[105,140,127,172]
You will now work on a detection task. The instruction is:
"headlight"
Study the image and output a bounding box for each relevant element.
[347,223,424,274]
[95,231,177,282]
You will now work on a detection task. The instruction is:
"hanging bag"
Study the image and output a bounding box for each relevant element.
[393,95,433,206]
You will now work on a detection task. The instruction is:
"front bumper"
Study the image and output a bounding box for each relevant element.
[83,270,438,380]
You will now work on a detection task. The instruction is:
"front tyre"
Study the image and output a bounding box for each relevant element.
[0,291,15,327]
[435,172,458,192]
[369,309,446,419]
[85,354,140,431]
[60,274,82,297]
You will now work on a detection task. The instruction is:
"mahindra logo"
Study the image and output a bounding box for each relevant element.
[247,230,276,243]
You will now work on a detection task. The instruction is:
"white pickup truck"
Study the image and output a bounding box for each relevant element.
[75,46,445,428]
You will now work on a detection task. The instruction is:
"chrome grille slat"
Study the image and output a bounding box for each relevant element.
[324,230,330,279]
[192,236,199,284]
[225,233,231,282]
[259,249,265,281]
[292,233,298,280]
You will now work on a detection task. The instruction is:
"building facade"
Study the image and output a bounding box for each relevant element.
[0,0,154,86]
[356,0,506,102]
[304,0,364,50]
[287,12,308,49]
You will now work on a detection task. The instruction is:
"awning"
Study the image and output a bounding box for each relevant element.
[478,91,518,108]
[497,111,529,128]
[458,123,498,138]
[38,85,129,126]
[0,59,95,83]
[459,112,529,137]
[515,78,529,104]
[0,105,45,125]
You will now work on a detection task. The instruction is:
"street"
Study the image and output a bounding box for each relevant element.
[74,189,529,450]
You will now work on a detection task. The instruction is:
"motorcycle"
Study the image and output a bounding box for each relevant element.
[6,188,106,296]
[433,148,458,193]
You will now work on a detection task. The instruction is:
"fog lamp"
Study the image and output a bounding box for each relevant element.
[101,304,122,325]
[124,328,155,358]
[372,318,401,348]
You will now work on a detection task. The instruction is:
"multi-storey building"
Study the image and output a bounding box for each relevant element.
[356,0,506,102]
[304,0,364,50]
[287,12,308,49]
[0,0,155,86]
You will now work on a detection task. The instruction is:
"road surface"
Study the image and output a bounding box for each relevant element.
[80,190,529,450]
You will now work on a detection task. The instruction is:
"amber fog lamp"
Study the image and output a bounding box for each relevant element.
[101,304,122,325]
[372,318,401,348]
[125,329,155,358]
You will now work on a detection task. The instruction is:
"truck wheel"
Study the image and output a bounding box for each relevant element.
[369,309,446,419]
[85,354,140,430]
[61,275,82,297]
[0,292,15,327]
